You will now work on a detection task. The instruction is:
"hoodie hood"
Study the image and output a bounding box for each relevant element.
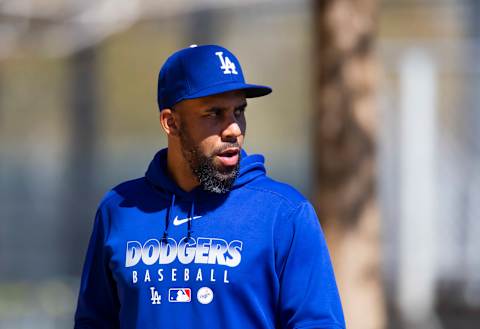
[144,147,266,240]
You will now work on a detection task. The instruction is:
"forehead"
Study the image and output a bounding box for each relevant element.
[175,90,246,112]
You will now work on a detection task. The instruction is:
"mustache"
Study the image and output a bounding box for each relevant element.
[212,142,241,155]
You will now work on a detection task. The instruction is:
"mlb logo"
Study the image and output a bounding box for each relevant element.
[168,288,191,303]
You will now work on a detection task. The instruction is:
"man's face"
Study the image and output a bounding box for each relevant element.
[173,90,247,193]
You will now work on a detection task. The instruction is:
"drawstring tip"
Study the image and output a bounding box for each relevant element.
[162,231,168,242]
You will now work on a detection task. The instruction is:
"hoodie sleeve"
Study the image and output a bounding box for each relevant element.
[74,206,120,329]
[275,202,346,329]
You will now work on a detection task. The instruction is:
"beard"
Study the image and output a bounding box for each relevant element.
[178,124,241,194]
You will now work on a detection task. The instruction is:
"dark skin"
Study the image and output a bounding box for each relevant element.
[159,90,247,192]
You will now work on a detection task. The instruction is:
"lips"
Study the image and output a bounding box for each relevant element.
[216,148,240,167]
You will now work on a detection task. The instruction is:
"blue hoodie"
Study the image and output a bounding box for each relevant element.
[74,148,345,329]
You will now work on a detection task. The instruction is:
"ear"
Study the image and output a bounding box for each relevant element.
[159,108,180,136]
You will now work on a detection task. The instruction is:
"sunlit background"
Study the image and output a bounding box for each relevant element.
[0,0,479,328]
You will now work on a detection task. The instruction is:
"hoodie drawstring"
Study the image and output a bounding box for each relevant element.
[187,199,195,239]
[163,193,196,240]
[163,193,176,242]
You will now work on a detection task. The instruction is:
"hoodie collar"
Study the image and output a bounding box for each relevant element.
[145,147,266,240]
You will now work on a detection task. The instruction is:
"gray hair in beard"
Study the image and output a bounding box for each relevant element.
[178,124,240,194]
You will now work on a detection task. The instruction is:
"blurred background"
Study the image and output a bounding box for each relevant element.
[0,0,479,328]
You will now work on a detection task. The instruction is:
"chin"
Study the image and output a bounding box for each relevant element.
[215,162,239,175]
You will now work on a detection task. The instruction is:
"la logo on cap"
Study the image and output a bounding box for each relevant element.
[215,51,238,75]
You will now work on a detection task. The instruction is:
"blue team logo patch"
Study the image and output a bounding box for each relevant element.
[169,288,191,303]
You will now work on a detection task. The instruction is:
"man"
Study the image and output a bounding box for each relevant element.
[74,44,345,329]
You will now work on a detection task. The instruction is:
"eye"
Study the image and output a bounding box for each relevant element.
[205,108,221,118]
[234,106,246,117]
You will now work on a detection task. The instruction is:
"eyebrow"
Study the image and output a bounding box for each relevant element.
[204,102,247,113]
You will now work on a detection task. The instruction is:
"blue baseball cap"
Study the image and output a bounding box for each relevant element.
[157,44,272,111]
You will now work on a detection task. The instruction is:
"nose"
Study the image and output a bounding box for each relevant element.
[221,118,242,142]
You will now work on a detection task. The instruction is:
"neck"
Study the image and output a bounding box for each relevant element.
[166,146,199,192]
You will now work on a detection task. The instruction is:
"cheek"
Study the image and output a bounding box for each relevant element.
[181,120,213,144]
[191,119,219,139]
[197,136,222,156]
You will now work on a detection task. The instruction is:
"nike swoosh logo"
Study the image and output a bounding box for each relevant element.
[173,215,202,226]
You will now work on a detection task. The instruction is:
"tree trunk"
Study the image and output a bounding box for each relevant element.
[312,1,385,328]
[64,46,99,275]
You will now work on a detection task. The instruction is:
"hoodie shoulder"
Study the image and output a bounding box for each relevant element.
[237,152,308,209]
[243,175,308,209]
[97,177,149,210]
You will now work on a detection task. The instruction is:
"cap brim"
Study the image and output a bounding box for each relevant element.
[181,82,272,102]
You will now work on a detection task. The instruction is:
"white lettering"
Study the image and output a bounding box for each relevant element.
[196,268,203,281]
[125,237,243,268]
[225,240,243,267]
[178,237,196,264]
[132,270,138,283]
[125,241,142,267]
[215,51,238,74]
[195,238,210,263]
[208,239,228,265]
[159,238,177,264]
[150,287,161,304]
[142,239,160,265]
